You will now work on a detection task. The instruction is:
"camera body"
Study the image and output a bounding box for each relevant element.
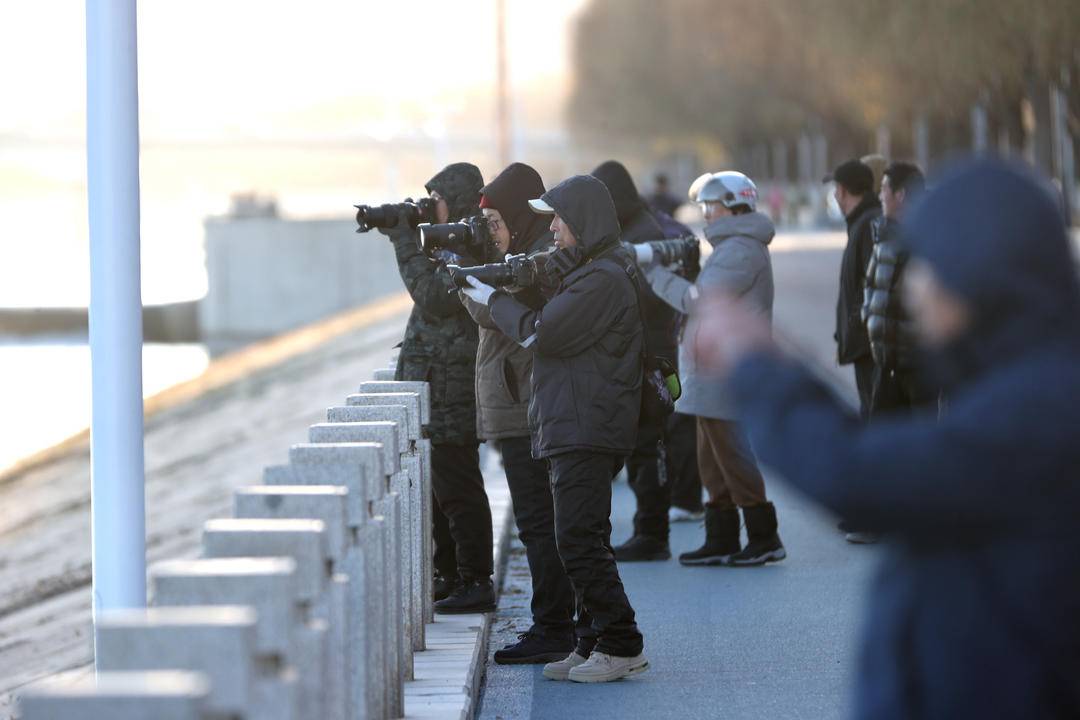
[417,215,494,258]
[447,252,541,290]
[354,197,438,233]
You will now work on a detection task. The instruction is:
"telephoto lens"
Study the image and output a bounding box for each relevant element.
[649,235,700,267]
[624,235,700,270]
[446,253,541,290]
[417,215,494,257]
[353,197,437,233]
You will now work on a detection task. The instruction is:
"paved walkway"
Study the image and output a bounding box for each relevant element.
[477,234,879,720]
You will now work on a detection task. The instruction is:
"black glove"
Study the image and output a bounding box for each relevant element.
[378,207,417,241]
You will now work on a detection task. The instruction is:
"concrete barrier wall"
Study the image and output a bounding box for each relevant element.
[199,218,404,347]
[21,370,432,720]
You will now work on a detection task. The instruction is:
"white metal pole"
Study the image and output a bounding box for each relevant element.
[86,0,147,655]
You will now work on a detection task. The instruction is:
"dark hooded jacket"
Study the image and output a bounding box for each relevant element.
[382,162,483,445]
[592,160,680,361]
[728,158,1080,719]
[461,163,552,440]
[836,193,881,364]
[488,174,643,458]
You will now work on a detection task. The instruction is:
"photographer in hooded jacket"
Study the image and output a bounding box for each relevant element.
[458,162,582,665]
[380,162,497,614]
[463,174,649,684]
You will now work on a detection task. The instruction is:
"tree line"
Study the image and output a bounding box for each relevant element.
[568,0,1079,196]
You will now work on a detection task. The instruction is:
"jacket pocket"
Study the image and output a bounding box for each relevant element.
[399,337,435,384]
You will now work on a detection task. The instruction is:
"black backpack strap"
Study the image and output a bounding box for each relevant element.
[596,254,658,368]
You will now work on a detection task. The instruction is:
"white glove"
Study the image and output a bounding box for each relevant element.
[463,275,496,305]
[632,243,655,266]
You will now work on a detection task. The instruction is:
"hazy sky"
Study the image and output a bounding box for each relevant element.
[0,0,590,306]
[0,0,588,144]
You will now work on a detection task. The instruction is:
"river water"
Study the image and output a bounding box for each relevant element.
[0,339,209,473]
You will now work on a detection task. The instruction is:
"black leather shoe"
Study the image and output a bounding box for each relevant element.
[613,534,671,562]
[433,572,460,602]
[434,578,496,614]
[494,631,574,664]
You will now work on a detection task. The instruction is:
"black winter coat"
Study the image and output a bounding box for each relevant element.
[592,161,680,361]
[489,175,643,458]
[620,210,680,360]
[862,216,918,371]
[836,194,881,364]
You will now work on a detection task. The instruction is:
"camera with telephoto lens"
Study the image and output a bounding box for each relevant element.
[627,235,700,269]
[354,197,438,233]
[446,252,543,290]
[417,215,494,258]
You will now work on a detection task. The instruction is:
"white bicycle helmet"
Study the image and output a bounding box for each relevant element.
[696,171,758,212]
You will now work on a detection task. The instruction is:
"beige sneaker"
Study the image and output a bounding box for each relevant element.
[567,651,649,683]
[542,651,588,681]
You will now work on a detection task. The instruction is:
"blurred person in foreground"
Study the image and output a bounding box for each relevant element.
[634,171,785,567]
[463,175,648,682]
[381,162,495,613]
[591,160,701,562]
[458,163,579,663]
[688,157,1080,719]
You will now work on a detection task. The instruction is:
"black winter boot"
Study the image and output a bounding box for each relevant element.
[614,534,671,562]
[728,502,786,566]
[678,505,741,566]
[434,577,496,614]
[433,572,460,602]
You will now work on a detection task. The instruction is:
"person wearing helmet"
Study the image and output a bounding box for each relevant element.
[630,171,785,567]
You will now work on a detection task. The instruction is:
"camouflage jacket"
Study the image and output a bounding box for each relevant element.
[384,163,483,445]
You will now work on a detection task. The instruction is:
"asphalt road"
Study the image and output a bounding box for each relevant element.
[477,233,881,720]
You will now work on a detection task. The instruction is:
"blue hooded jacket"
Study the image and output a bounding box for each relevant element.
[728,158,1080,719]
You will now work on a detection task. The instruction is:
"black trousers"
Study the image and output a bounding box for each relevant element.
[432,491,457,578]
[870,366,937,417]
[499,437,576,639]
[667,412,703,512]
[431,442,494,580]
[853,356,876,420]
[626,412,702,541]
[550,451,643,657]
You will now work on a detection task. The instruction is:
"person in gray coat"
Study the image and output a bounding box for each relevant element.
[634,171,785,567]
